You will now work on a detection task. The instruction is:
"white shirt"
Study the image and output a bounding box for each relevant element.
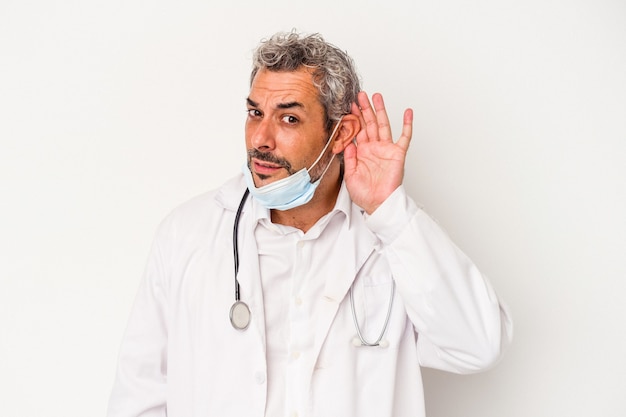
[254,184,351,417]
[107,175,513,417]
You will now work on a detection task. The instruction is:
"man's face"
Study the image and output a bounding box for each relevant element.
[245,67,330,188]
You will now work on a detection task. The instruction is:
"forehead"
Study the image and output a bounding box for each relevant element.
[248,68,323,112]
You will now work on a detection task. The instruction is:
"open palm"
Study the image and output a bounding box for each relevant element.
[344,92,413,214]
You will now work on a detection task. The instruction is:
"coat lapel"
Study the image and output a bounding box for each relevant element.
[236,203,267,351]
[309,205,377,367]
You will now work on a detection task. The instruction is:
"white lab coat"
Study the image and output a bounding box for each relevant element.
[108,175,512,417]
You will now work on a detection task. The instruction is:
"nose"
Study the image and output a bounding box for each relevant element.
[247,117,275,152]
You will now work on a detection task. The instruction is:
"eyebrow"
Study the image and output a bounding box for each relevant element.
[246,97,305,110]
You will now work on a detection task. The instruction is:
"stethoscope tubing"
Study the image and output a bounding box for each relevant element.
[233,188,250,302]
[350,280,396,347]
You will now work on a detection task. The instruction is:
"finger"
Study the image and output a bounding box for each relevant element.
[350,102,365,131]
[396,108,414,151]
[357,91,379,142]
[351,99,369,145]
[371,93,393,142]
[343,141,357,177]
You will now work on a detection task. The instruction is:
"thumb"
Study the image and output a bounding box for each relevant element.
[343,141,357,177]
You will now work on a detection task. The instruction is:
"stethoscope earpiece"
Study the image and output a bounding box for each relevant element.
[350,281,395,347]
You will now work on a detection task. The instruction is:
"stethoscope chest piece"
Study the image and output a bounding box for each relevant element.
[230,300,251,330]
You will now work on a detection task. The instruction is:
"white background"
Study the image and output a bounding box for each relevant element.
[1,0,625,416]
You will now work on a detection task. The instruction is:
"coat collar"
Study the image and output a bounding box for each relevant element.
[215,174,248,212]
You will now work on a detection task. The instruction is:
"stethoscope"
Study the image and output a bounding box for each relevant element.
[229,189,252,330]
[229,189,395,347]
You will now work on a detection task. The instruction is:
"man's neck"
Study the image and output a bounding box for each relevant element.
[269,165,342,233]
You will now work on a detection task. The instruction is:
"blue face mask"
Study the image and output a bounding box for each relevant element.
[242,117,343,211]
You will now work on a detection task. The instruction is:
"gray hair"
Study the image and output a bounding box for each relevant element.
[250,31,361,132]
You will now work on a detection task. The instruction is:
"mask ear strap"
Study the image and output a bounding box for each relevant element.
[307,116,344,173]
[314,153,336,184]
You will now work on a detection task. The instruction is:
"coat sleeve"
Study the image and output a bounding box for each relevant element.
[107,225,170,417]
[366,186,513,374]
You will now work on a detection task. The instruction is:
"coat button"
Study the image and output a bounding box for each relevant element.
[254,371,266,384]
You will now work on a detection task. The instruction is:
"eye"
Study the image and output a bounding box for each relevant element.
[281,115,299,124]
[247,109,262,118]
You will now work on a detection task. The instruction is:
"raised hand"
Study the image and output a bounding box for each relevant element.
[343,91,413,214]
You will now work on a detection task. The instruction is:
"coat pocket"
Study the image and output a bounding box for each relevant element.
[351,274,404,348]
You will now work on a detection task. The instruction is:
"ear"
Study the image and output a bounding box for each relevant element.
[331,114,360,154]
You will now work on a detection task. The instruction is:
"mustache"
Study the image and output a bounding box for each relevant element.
[247,149,294,174]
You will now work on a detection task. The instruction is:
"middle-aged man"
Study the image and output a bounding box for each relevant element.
[108,31,513,417]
